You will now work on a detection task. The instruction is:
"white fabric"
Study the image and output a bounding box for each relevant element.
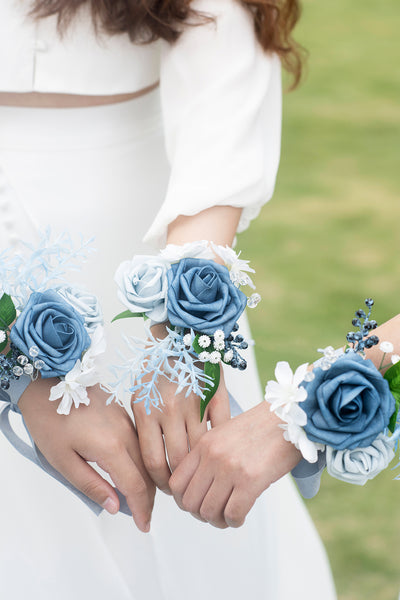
[0,0,161,94]
[0,0,280,244]
[145,0,282,245]
[0,94,336,599]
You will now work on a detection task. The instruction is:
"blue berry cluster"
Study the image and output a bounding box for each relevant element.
[225,323,248,370]
[346,298,379,354]
[0,344,27,390]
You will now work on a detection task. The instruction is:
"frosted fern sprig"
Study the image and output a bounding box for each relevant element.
[108,325,213,415]
[0,230,94,308]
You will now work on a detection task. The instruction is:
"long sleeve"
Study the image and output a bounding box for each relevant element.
[143,0,282,247]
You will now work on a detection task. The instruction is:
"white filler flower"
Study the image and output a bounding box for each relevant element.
[380,341,394,354]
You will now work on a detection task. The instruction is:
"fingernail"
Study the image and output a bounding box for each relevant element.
[102,497,118,514]
[143,521,151,533]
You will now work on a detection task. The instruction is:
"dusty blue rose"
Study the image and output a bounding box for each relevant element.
[166,258,247,336]
[10,290,90,378]
[302,352,395,450]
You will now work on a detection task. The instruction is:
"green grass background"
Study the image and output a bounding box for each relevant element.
[239,1,400,598]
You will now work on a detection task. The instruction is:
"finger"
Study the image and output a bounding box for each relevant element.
[186,407,208,450]
[224,486,257,528]
[162,420,189,472]
[169,448,201,509]
[53,451,120,515]
[99,447,155,533]
[124,430,156,508]
[207,367,231,428]
[136,419,172,494]
[179,461,214,516]
[199,479,233,529]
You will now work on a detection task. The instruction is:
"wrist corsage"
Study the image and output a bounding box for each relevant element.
[265,299,400,486]
[109,240,261,419]
[0,231,106,415]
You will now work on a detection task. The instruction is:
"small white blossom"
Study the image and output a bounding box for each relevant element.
[213,339,225,351]
[264,361,309,416]
[391,354,400,365]
[281,422,323,464]
[48,326,106,415]
[198,335,211,348]
[0,330,6,343]
[213,329,225,342]
[223,350,234,363]
[211,243,256,289]
[198,351,211,362]
[183,333,192,347]
[209,351,221,364]
[380,341,394,354]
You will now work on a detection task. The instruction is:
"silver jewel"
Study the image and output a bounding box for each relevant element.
[247,293,261,309]
[303,371,315,382]
[34,359,45,370]
[24,363,34,375]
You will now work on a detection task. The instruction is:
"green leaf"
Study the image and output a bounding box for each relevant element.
[111,310,144,323]
[384,362,400,433]
[192,334,203,355]
[0,293,16,329]
[200,362,221,421]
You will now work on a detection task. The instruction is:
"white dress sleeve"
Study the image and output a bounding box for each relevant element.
[143,0,282,247]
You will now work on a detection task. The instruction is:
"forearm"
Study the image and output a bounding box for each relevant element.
[167,206,242,247]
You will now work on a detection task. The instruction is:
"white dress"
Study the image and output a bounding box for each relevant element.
[0,1,336,598]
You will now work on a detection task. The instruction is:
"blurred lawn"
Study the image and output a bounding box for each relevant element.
[239,1,400,599]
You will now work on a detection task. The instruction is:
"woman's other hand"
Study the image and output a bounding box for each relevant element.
[169,401,302,528]
[19,379,155,532]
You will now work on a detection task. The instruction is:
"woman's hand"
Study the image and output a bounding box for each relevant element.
[132,321,231,494]
[19,379,155,532]
[169,401,302,529]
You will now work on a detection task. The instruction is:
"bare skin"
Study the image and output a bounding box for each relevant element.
[170,313,400,529]
[19,379,155,531]
[133,206,244,494]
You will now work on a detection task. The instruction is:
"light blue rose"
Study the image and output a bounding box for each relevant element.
[115,255,168,323]
[10,290,90,378]
[56,286,103,332]
[302,352,395,450]
[326,434,395,485]
[166,258,247,336]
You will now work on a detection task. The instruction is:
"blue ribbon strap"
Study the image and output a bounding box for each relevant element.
[0,378,131,516]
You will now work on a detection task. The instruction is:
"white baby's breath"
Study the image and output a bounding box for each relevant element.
[0,330,6,343]
[213,339,225,351]
[380,341,394,354]
[198,351,210,362]
[223,350,233,363]
[209,351,221,364]
[198,335,211,349]
[391,354,400,365]
[183,333,192,347]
